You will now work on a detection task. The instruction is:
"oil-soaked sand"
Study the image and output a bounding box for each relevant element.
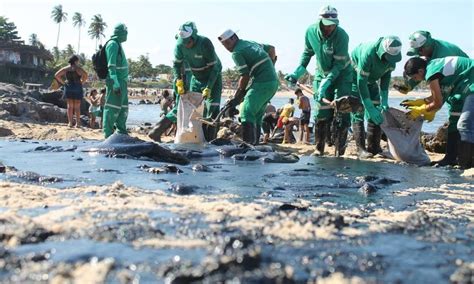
[0,136,472,283]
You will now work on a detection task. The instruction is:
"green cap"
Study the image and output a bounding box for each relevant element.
[407,31,433,56]
[377,36,402,63]
[318,5,339,26]
[177,21,197,45]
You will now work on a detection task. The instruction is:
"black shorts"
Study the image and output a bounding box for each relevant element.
[300,110,311,125]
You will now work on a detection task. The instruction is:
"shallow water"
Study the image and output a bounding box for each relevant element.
[0,138,472,282]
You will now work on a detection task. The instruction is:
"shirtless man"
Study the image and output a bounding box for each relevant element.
[295,88,311,144]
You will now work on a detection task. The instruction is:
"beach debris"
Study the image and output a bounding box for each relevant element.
[168,183,197,195]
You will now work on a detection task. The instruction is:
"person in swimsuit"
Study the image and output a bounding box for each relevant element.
[54,55,88,127]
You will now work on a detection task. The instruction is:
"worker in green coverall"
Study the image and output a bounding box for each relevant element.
[103,23,129,138]
[394,31,468,166]
[218,29,278,145]
[350,36,403,158]
[148,22,222,142]
[285,5,352,156]
[403,56,474,169]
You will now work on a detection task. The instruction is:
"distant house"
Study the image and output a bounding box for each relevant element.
[0,40,53,84]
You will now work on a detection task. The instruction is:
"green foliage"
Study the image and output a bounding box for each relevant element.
[51,5,67,24]
[222,67,239,83]
[88,14,107,50]
[72,12,85,28]
[0,16,21,41]
[155,64,172,75]
[29,33,44,49]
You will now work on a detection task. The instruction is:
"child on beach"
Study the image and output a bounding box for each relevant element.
[87,89,101,129]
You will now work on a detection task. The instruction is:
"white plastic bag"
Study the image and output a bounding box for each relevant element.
[381,108,430,166]
[175,92,206,144]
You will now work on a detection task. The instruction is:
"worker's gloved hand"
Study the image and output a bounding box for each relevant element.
[176,79,185,95]
[407,104,431,120]
[202,87,211,98]
[380,90,389,111]
[363,98,383,125]
[317,78,332,101]
[393,83,411,94]
[423,110,437,122]
[400,98,426,108]
[227,89,246,108]
[284,65,306,86]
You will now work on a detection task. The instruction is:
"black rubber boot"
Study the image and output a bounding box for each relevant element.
[255,125,262,145]
[458,141,473,169]
[314,120,327,156]
[367,122,383,155]
[326,120,334,147]
[431,131,460,167]
[242,122,256,145]
[352,121,373,158]
[335,126,349,157]
[202,125,218,142]
[148,117,173,142]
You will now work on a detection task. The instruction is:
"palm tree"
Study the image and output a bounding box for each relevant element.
[29,33,45,49]
[51,5,68,49]
[72,12,85,53]
[88,14,107,50]
[29,33,38,46]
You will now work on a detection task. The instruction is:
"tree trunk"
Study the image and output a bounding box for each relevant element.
[56,22,61,49]
[77,26,81,53]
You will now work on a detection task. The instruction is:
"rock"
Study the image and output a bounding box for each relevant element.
[0,127,13,137]
[422,123,448,153]
[0,162,5,173]
[0,91,67,123]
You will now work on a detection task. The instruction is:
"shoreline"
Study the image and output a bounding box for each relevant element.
[129,89,430,100]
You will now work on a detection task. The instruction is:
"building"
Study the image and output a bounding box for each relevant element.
[0,40,53,84]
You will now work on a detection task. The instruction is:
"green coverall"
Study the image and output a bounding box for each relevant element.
[172,34,222,140]
[403,38,468,133]
[351,37,399,123]
[103,24,129,138]
[299,20,352,125]
[425,57,474,131]
[230,40,278,128]
[350,37,401,155]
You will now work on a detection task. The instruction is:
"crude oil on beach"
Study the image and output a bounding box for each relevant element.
[0,88,472,283]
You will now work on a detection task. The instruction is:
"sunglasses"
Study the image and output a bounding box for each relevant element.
[320,13,338,19]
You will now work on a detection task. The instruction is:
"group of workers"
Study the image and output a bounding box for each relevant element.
[99,5,473,169]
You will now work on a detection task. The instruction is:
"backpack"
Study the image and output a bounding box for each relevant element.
[92,39,122,80]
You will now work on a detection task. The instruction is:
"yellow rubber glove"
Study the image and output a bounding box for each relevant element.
[202,87,211,98]
[176,79,185,95]
[423,110,436,122]
[407,104,430,120]
[400,98,426,108]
